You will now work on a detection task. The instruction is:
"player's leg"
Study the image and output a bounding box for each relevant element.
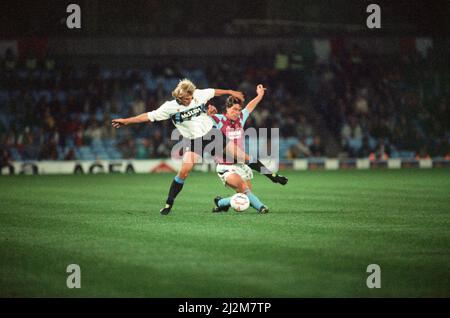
[213,164,233,212]
[226,173,249,192]
[239,167,269,213]
[160,151,199,215]
[224,140,288,186]
[213,173,248,212]
[214,166,268,213]
[247,160,288,185]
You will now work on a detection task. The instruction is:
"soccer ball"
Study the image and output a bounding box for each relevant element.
[230,193,250,212]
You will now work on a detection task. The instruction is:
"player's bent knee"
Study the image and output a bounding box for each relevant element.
[238,182,249,193]
[228,177,248,193]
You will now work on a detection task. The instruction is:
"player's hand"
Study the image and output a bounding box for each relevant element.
[207,104,218,116]
[256,84,266,97]
[112,118,128,128]
[231,90,244,102]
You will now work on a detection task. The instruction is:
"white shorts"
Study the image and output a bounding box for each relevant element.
[216,163,253,186]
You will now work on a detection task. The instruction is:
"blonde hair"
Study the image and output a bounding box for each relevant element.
[172,79,196,100]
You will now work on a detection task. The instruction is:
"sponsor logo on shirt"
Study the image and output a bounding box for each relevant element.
[171,104,206,124]
[226,129,242,140]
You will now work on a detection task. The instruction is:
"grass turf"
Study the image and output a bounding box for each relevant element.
[0,169,449,297]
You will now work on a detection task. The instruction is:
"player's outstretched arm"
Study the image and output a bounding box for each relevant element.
[245,84,266,114]
[214,89,244,102]
[111,113,150,128]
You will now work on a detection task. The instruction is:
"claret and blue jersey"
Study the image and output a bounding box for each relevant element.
[211,108,250,130]
[211,108,250,163]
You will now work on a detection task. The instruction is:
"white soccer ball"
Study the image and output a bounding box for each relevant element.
[230,193,250,212]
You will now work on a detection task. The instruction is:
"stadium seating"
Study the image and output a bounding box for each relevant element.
[1,47,448,161]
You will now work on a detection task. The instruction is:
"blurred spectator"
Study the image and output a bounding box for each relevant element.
[286,137,311,159]
[354,95,369,115]
[296,114,313,139]
[373,138,391,160]
[43,107,56,132]
[3,48,17,71]
[274,48,289,71]
[341,116,362,147]
[85,120,103,142]
[131,91,146,116]
[1,148,12,167]
[38,132,58,160]
[136,138,150,159]
[43,53,56,72]
[357,136,373,158]
[64,148,76,160]
[75,126,84,147]
[152,130,171,158]
[434,137,449,158]
[119,139,136,159]
[25,49,38,71]
[310,136,325,157]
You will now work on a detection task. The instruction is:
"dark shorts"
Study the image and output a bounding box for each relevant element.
[182,128,228,158]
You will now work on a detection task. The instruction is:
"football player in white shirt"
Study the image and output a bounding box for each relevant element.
[112,79,243,215]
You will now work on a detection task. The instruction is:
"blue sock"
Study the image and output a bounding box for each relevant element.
[166,176,185,205]
[244,190,264,210]
[218,197,231,207]
[174,175,185,184]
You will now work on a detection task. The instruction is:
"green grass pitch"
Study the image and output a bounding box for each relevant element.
[0,169,449,297]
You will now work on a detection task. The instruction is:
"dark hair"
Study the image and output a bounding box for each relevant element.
[225,96,243,109]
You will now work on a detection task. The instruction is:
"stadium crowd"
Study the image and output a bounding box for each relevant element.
[0,45,448,164]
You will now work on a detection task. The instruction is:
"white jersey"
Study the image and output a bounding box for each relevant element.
[147,88,215,139]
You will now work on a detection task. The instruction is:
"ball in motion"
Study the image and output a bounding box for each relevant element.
[230,193,250,212]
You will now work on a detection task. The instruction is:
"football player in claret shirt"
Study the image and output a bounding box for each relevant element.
[112,79,243,215]
[209,84,288,214]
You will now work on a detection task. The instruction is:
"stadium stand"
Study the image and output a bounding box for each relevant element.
[0,45,448,163]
